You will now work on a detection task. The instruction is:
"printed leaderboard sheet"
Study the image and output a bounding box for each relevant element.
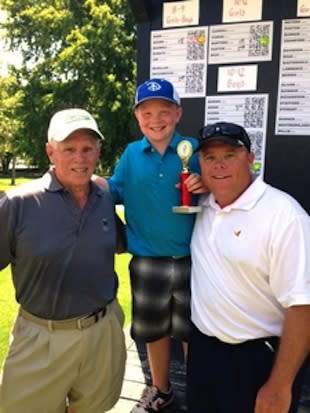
[208,21,273,64]
[275,18,310,135]
[205,94,269,175]
[150,26,208,98]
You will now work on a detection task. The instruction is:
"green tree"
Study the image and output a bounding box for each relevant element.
[0,75,23,175]
[0,0,137,173]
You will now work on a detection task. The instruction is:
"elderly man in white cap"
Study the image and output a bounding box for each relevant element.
[0,108,126,413]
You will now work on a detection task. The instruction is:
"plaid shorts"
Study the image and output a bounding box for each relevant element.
[129,255,191,342]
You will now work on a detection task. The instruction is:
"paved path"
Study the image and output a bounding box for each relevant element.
[108,328,187,413]
[108,329,146,413]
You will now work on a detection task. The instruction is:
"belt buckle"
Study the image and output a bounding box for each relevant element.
[78,307,106,330]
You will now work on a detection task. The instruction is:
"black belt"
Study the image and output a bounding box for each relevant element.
[144,256,190,260]
[19,306,107,331]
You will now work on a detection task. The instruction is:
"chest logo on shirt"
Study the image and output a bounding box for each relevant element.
[102,218,109,232]
[234,230,242,237]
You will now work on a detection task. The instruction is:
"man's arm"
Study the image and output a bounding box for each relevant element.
[255,304,310,413]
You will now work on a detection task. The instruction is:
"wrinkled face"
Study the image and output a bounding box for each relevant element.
[46,129,100,192]
[135,99,182,146]
[199,141,254,208]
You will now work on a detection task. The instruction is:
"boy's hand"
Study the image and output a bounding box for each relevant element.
[176,173,209,194]
[92,174,109,190]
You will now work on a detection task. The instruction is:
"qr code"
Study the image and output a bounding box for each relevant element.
[185,63,204,94]
[248,130,263,161]
[186,30,206,61]
[248,24,270,57]
[243,97,265,128]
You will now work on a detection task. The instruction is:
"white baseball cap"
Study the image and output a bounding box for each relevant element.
[47,108,104,142]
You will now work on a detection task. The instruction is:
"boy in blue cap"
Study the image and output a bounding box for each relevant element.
[108,78,206,412]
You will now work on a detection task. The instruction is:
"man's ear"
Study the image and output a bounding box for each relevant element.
[248,151,255,165]
[45,142,54,163]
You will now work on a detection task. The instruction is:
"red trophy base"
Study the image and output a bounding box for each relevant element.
[173,171,201,214]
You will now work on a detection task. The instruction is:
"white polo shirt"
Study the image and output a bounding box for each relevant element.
[190,177,310,344]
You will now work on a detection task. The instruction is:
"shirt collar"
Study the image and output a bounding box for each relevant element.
[42,168,104,197]
[203,176,268,212]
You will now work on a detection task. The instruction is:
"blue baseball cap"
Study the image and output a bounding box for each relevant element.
[135,78,181,107]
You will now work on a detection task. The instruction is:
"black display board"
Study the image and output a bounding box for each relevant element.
[129,0,310,213]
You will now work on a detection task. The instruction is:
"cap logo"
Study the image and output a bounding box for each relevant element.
[66,114,92,124]
[147,81,162,92]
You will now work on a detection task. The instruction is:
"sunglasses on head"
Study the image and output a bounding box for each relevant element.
[199,123,245,139]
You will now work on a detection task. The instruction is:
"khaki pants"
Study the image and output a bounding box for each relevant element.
[0,300,126,413]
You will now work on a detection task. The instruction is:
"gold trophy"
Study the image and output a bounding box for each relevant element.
[173,140,202,214]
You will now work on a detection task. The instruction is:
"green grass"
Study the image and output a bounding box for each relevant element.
[115,253,132,326]
[0,175,34,191]
[0,267,18,369]
[0,176,132,369]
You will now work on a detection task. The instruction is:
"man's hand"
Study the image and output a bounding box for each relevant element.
[255,305,310,413]
[254,381,292,413]
[255,380,292,413]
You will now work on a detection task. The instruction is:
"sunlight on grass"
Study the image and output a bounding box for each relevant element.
[0,267,18,368]
[115,253,132,326]
[0,176,34,193]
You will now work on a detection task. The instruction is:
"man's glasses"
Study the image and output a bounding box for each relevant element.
[198,122,251,151]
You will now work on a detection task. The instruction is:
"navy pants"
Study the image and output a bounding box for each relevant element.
[187,324,306,413]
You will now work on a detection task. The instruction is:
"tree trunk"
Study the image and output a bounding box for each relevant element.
[1,152,13,174]
[10,156,16,185]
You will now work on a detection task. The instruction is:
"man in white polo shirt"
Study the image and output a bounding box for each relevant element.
[188,121,310,413]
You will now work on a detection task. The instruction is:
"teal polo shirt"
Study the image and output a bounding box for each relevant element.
[108,132,200,256]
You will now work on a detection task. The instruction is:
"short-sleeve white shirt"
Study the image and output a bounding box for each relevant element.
[190,177,310,344]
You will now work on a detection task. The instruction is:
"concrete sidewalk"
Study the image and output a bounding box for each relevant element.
[108,328,187,413]
[107,328,146,413]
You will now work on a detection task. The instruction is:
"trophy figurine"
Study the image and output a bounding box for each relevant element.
[173,140,202,214]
